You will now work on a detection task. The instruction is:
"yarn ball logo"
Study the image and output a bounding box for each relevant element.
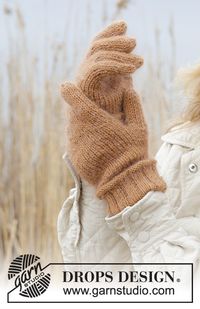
[8,254,51,298]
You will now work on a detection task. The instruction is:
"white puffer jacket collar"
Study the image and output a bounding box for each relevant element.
[161,121,200,149]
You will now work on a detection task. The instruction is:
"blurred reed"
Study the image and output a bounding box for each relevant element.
[0,4,73,267]
[0,1,177,268]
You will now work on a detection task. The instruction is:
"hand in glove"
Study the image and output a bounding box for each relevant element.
[61,82,166,216]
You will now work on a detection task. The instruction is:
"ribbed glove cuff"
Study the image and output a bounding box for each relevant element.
[97,160,166,216]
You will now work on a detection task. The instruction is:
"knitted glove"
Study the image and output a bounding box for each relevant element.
[76,21,143,120]
[61,83,166,215]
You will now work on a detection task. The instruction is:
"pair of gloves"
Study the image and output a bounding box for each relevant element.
[61,21,166,216]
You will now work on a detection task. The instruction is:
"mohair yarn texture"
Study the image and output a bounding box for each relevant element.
[61,21,166,215]
[76,20,143,120]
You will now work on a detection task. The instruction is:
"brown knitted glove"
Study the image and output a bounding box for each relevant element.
[76,21,143,120]
[61,83,166,215]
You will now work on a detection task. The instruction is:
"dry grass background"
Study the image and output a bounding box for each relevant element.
[0,0,178,269]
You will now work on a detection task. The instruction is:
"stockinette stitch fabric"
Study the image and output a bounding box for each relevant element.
[61,82,166,215]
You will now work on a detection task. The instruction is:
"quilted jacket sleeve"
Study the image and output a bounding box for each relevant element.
[57,155,81,263]
[106,141,200,270]
[57,153,132,263]
[106,190,200,265]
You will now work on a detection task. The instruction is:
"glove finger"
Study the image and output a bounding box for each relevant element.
[60,82,94,109]
[81,60,139,88]
[88,36,136,56]
[61,82,108,120]
[123,87,147,130]
[93,20,127,41]
[91,60,140,76]
[60,82,123,128]
[93,50,143,69]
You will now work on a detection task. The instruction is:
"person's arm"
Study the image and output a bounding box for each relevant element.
[59,21,144,263]
[60,21,200,270]
[60,21,166,246]
[61,82,200,271]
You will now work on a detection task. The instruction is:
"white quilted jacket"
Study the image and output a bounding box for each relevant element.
[57,121,200,269]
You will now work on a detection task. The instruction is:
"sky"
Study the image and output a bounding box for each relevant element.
[1,0,200,68]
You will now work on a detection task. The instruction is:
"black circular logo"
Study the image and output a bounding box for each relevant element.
[8,254,51,298]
